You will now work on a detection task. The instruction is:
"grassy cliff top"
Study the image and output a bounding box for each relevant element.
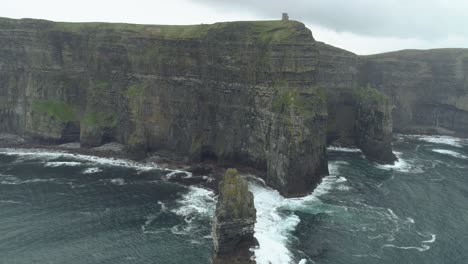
[0,17,313,43]
[363,48,468,61]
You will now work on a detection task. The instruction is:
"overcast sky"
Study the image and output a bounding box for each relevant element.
[1,0,467,54]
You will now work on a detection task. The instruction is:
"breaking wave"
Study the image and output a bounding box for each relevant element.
[327,146,362,153]
[45,161,82,167]
[432,149,468,160]
[376,152,424,173]
[0,148,157,171]
[403,135,467,148]
[249,161,350,264]
[82,167,103,174]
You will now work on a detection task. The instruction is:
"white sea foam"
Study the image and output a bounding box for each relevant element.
[110,178,126,185]
[376,152,423,173]
[249,161,349,264]
[380,221,436,252]
[171,186,216,231]
[422,234,436,244]
[82,167,103,174]
[249,181,300,264]
[45,161,82,167]
[0,200,28,205]
[432,149,468,159]
[164,170,193,180]
[382,244,430,252]
[141,214,159,234]
[405,135,467,148]
[0,175,59,185]
[327,146,362,153]
[141,202,170,234]
[0,148,158,171]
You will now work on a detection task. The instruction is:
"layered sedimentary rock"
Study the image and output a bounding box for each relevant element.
[5,16,466,194]
[315,42,396,163]
[0,17,328,196]
[360,49,468,136]
[212,169,256,264]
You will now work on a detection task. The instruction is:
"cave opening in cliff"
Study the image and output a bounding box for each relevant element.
[201,145,219,162]
[60,121,81,143]
[101,129,116,144]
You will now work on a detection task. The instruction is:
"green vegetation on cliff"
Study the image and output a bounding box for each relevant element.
[32,100,77,122]
[353,84,390,105]
[272,86,326,117]
[0,16,311,44]
[217,168,254,220]
[81,112,117,127]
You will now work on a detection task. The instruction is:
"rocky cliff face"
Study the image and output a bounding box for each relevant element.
[0,17,328,196]
[212,169,256,264]
[360,49,468,136]
[315,42,396,163]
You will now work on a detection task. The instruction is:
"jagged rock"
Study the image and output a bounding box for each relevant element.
[212,169,256,264]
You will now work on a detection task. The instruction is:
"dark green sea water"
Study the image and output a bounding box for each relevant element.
[1,134,468,264]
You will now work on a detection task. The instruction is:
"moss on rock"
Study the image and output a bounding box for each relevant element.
[32,100,77,122]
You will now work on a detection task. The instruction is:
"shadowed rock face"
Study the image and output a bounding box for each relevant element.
[212,169,256,264]
[316,42,396,163]
[360,49,468,136]
[0,17,328,196]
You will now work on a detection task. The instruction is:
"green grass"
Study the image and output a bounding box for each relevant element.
[50,19,308,44]
[272,86,326,116]
[353,84,389,105]
[32,100,77,121]
[81,112,117,127]
[126,84,145,98]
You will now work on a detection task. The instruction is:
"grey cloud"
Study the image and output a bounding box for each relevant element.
[192,0,467,40]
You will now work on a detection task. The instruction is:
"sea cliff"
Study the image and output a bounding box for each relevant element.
[3,17,467,196]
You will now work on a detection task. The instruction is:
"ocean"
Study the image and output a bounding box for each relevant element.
[1,134,467,264]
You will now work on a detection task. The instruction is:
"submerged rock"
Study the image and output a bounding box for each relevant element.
[212,169,256,264]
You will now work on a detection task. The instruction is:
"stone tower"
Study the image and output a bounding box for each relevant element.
[282,13,289,21]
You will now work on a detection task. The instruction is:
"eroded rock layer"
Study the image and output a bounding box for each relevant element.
[0,17,328,196]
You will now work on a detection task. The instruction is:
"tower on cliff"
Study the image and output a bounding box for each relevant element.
[282,13,289,21]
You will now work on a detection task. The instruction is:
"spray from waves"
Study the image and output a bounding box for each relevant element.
[432,149,468,160]
[248,161,350,264]
[402,135,467,148]
[107,178,126,185]
[170,186,216,235]
[327,146,362,153]
[45,161,82,167]
[82,167,103,174]
[376,151,424,173]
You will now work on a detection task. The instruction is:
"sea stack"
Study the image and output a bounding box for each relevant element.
[212,169,256,264]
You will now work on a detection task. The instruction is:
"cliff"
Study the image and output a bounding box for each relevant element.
[360,49,468,136]
[5,16,468,197]
[0,17,328,197]
[212,169,256,264]
[315,42,396,163]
